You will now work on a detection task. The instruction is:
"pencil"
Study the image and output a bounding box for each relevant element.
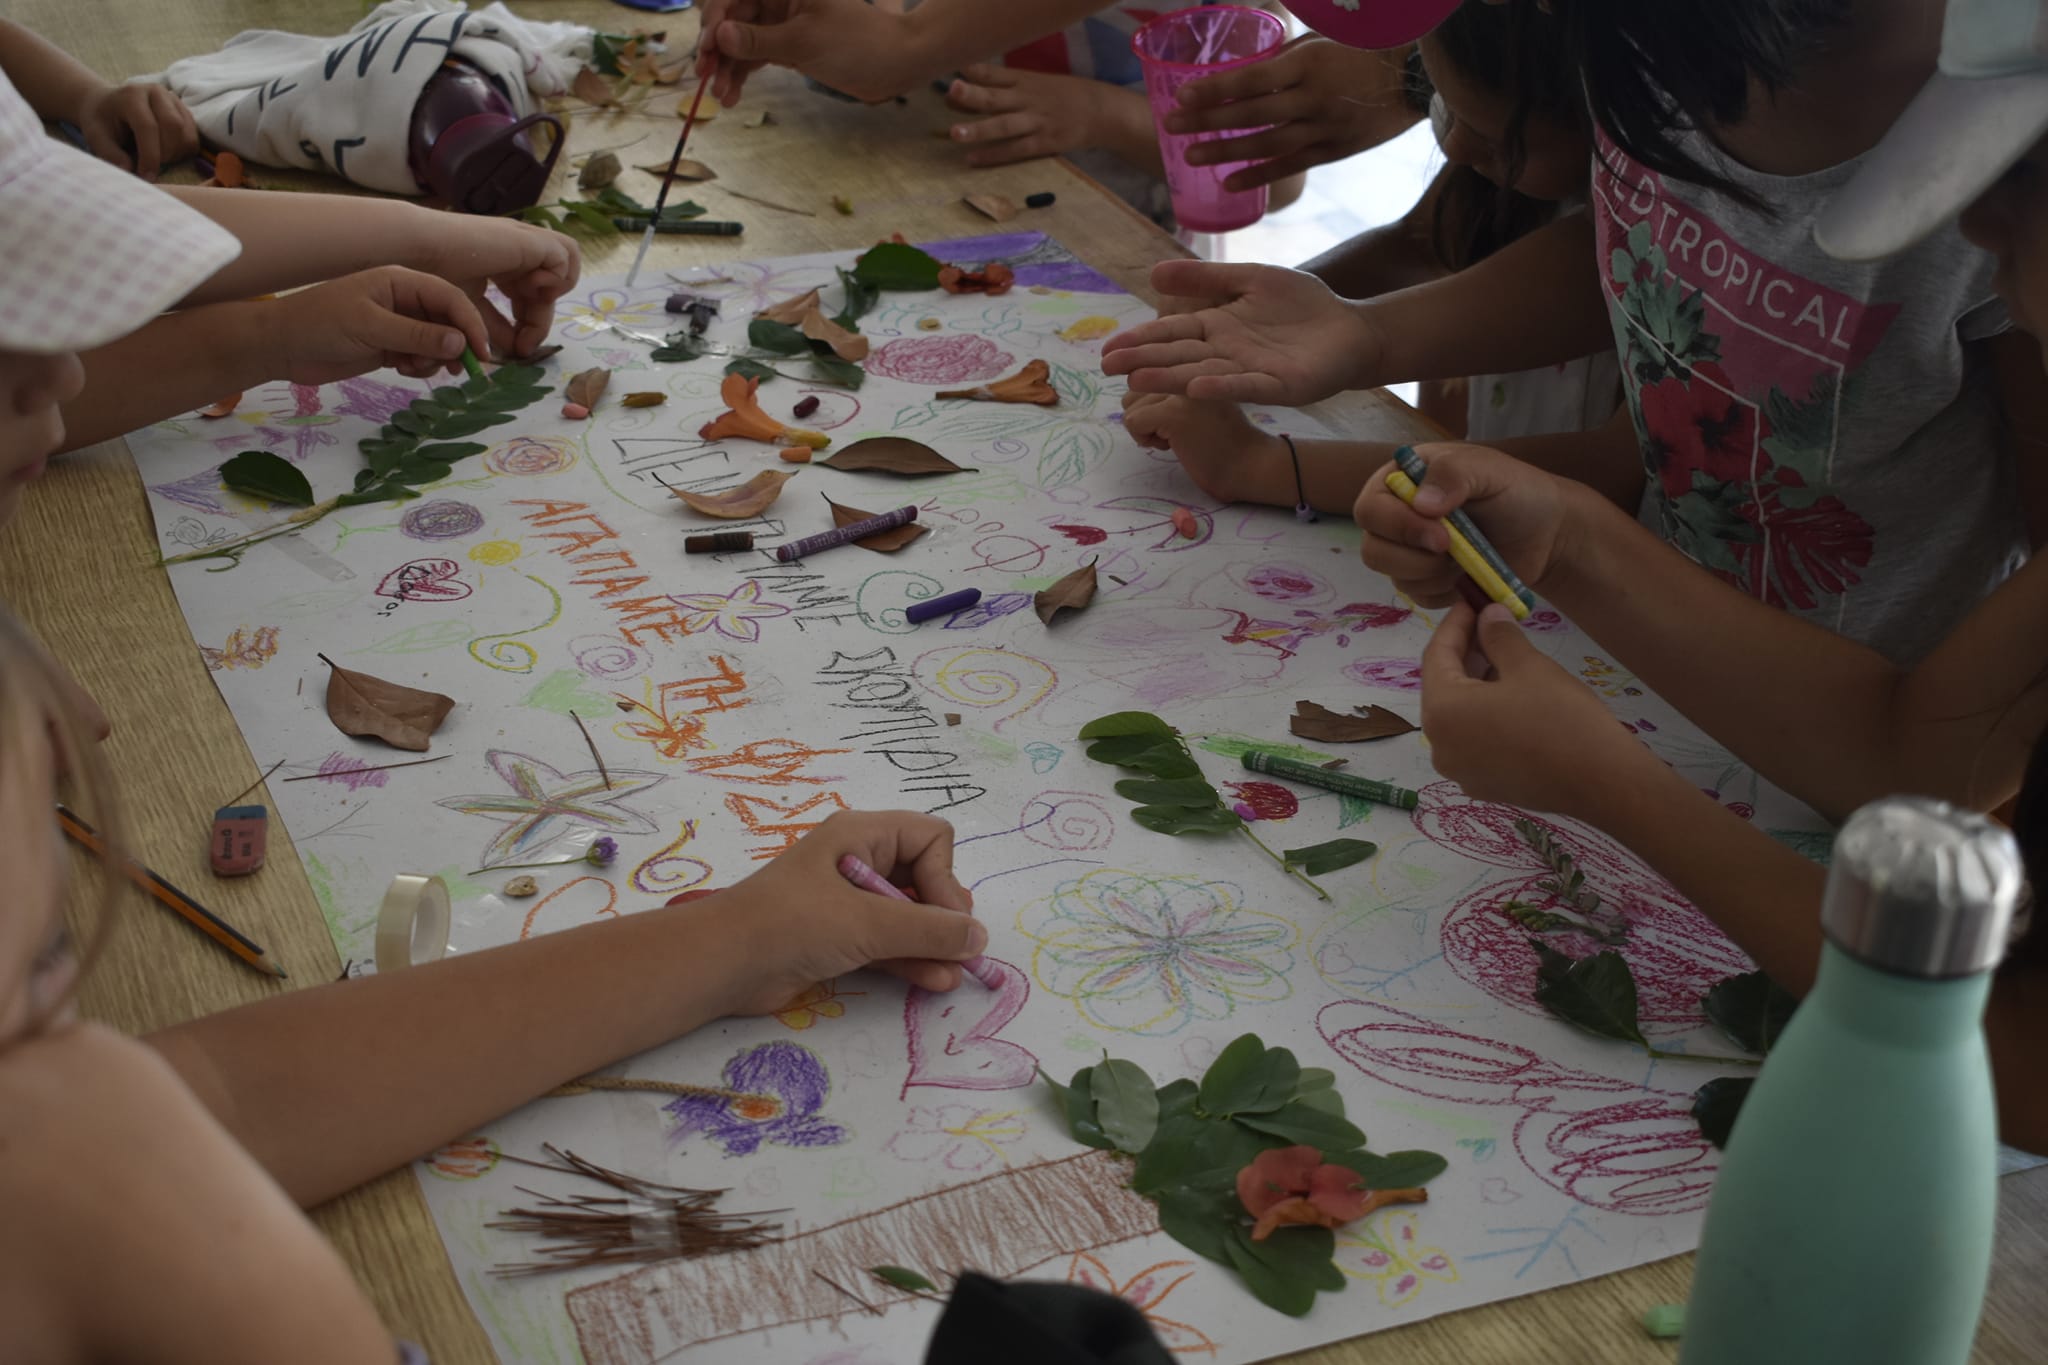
[1392,446,1537,611]
[55,805,287,979]
[836,853,1001,989]
[1384,469,1531,621]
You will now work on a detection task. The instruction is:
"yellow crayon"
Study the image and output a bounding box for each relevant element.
[1384,469,1531,621]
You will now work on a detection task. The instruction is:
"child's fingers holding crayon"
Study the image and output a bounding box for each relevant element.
[1355,458,1466,605]
[1357,441,1572,605]
[270,266,492,386]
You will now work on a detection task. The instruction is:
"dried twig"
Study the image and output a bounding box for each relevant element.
[813,1269,883,1317]
[570,709,612,790]
[223,758,287,806]
[718,186,817,217]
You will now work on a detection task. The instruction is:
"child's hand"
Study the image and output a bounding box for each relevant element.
[709,810,987,1016]
[945,65,1108,167]
[1420,601,1645,822]
[74,81,198,180]
[1354,441,1574,604]
[1102,260,1380,404]
[699,0,906,104]
[416,217,581,361]
[1123,392,1284,504]
[266,267,492,386]
[1166,37,1418,192]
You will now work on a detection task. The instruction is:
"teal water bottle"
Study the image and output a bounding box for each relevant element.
[1681,797,2024,1365]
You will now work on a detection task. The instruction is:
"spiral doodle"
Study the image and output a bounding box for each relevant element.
[466,574,562,674]
[569,633,652,681]
[633,822,714,895]
[400,499,485,540]
[913,646,1057,733]
[1018,792,1116,851]
[854,570,946,634]
[484,435,579,477]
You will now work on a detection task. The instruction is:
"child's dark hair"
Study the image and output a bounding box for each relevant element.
[1406,0,1585,271]
[1550,0,1854,210]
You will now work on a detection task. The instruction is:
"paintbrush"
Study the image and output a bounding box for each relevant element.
[625,71,715,291]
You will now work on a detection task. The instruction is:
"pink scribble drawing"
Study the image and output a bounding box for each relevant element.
[1243,564,1326,601]
[312,752,391,791]
[1224,602,1414,660]
[1415,783,1753,1028]
[1320,998,1718,1216]
[375,557,473,603]
[902,957,1039,1096]
[865,334,1015,385]
[1344,657,1425,691]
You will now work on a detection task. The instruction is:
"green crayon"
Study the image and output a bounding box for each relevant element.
[1241,749,1420,811]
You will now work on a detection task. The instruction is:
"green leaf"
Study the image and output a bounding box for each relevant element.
[1691,1075,1755,1149]
[1223,1226,1340,1316]
[408,442,487,464]
[652,340,705,363]
[748,318,810,355]
[392,460,453,488]
[1198,1035,1301,1118]
[590,31,627,75]
[806,351,867,389]
[1235,1100,1365,1152]
[1113,777,1223,807]
[1132,804,1243,835]
[1154,1185,1239,1266]
[869,1265,938,1294]
[1084,735,1201,778]
[1089,1057,1159,1155]
[516,205,565,230]
[1325,1148,1449,1189]
[658,200,707,223]
[851,240,944,291]
[1281,838,1379,877]
[1505,901,1584,935]
[1079,711,1176,740]
[1531,941,1649,1049]
[1295,1085,1345,1116]
[1129,1111,1210,1196]
[834,266,879,328]
[1044,1066,1113,1151]
[723,356,780,382]
[1180,1113,1284,1192]
[1297,1068,1336,1093]
[1155,1077,1200,1121]
[562,199,618,234]
[1701,970,1797,1056]
[219,451,314,507]
[420,412,513,439]
[592,185,650,217]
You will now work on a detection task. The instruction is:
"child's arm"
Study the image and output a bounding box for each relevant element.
[146,812,987,1208]
[158,189,578,360]
[0,20,198,178]
[944,65,1162,174]
[60,268,494,453]
[1103,211,1616,406]
[1357,443,2048,819]
[1300,162,1451,299]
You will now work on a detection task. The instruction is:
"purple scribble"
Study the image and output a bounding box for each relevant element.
[944,592,1034,629]
[913,231,1121,294]
[331,375,422,425]
[1523,609,1567,632]
[400,500,485,540]
[313,752,390,791]
[1344,657,1425,691]
[149,466,229,515]
[666,1042,847,1157]
[215,421,341,464]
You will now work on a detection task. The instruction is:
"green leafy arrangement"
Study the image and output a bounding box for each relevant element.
[1045,1035,1448,1316]
[652,267,881,389]
[171,359,552,569]
[1079,711,1378,901]
[1506,826,1796,1145]
[850,241,944,291]
[517,186,704,235]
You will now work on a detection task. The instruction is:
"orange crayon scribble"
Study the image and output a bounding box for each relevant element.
[200,625,281,672]
[726,789,848,859]
[772,979,864,1030]
[688,737,851,787]
[518,875,620,941]
[614,657,754,759]
[1066,1254,1218,1355]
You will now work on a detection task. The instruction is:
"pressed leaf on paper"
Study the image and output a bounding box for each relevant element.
[1280,838,1379,877]
[799,307,869,362]
[565,367,611,411]
[936,358,1056,404]
[1531,940,1648,1048]
[826,497,929,552]
[319,654,455,752]
[672,469,797,520]
[1691,1075,1756,1149]
[850,241,944,291]
[1702,970,1797,1055]
[818,438,971,476]
[220,451,314,507]
[1034,558,1098,625]
[1090,1057,1160,1155]
[1288,700,1417,744]
[869,1265,938,1294]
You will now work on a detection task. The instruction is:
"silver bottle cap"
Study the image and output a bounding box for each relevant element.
[1823,796,2025,978]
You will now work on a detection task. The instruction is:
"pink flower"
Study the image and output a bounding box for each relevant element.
[1236,1145,1429,1242]
[866,335,1016,385]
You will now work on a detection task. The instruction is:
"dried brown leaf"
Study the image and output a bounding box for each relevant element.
[572,66,619,107]
[319,654,455,752]
[1288,700,1418,744]
[757,289,823,325]
[565,367,611,411]
[1034,560,1098,626]
[578,151,622,192]
[621,392,667,407]
[800,306,870,363]
[818,438,973,477]
[964,193,1019,223]
[673,469,797,519]
[827,497,929,552]
[639,157,716,182]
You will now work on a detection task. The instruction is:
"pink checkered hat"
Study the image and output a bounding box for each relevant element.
[0,69,239,353]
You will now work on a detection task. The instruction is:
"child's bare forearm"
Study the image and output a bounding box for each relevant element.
[62,302,280,452]
[157,188,436,306]
[0,19,107,124]
[1092,84,1165,177]
[1488,404,1642,509]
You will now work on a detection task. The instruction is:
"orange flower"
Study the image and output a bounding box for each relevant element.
[936,359,1057,405]
[698,373,830,448]
[938,262,1015,296]
[1237,1145,1428,1242]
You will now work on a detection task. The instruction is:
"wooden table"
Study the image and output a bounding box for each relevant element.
[5,2,2043,1361]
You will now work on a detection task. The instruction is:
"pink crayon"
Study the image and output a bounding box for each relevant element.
[836,852,1001,988]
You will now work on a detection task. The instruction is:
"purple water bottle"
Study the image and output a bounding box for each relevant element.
[407,59,562,215]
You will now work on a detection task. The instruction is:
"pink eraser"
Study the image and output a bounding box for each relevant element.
[210,804,268,876]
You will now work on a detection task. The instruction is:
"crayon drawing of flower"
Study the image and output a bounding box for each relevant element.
[1335,1211,1460,1307]
[884,1105,1026,1172]
[199,625,281,672]
[666,1042,848,1157]
[1065,1254,1218,1355]
[669,580,793,643]
[559,286,670,340]
[437,749,667,866]
[1016,871,1296,1035]
[773,979,863,1030]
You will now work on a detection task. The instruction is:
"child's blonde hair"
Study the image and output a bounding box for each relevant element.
[0,605,122,1038]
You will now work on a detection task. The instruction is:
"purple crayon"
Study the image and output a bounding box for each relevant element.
[905,587,981,625]
[775,505,919,562]
[836,853,1001,989]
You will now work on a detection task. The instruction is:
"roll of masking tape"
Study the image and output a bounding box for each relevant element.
[375,873,451,973]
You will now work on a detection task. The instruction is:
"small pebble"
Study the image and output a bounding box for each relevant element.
[1172,506,1199,539]
[780,446,812,463]
[504,875,539,898]
[1025,191,1055,208]
[792,395,821,418]
[944,713,961,726]
[562,401,591,420]
[918,317,942,331]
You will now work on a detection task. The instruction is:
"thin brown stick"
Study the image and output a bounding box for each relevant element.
[812,1270,882,1317]
[570,709,612,789]
[282,754,452,782]
[718,186,817,218]
[546,1073,784,1117]
[223,758,287,807]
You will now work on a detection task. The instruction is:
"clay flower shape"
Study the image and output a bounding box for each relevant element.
[698,373,830,448]
[1236,1145,1428,1242]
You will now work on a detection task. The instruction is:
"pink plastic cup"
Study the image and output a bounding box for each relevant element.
[1132,6,1287,233]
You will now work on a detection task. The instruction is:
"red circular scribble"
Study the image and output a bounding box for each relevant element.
[1224,781,1299,821]
[867,335,1016,385]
